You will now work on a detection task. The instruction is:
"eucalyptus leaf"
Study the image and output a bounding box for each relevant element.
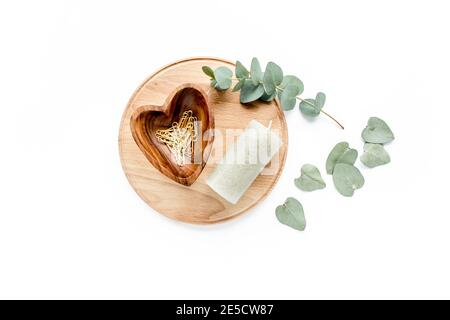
[279,75,304,96]
[337,148,358,166]
[232,78,245,92]
[240,79,265,103]
[210,79,217,88]
[299,98,320,117]
[260,91,276,102]
[362,117,395,144]
[216,80,232,91]
[326,142,358,174]
[332,163,365,197]
[263,68,276,95]
[360,143,391,168]
[275,197,306,231]
[235,60,249,79]
[315,92,326,108]
[250,57,263,85]
[280,84,300,111]
[202,66,215,79]
[266,62,283,85]
[294,164,326,191]
[214,66,233,90]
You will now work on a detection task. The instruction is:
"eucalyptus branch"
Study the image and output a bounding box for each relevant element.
[201,58,345,130]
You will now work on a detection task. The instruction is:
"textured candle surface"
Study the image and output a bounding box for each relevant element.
[207,120,282,204]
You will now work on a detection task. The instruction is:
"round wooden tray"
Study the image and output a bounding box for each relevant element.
[119,57,288,224]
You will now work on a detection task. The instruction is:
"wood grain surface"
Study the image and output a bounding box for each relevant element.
[119,57,288,224]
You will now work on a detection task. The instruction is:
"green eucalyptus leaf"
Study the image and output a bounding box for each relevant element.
[214,66,233,90]
[250,57,263,85]
[337,148,358,166]
[299,98,320,117]
[275,197,306,231]
[210,79,217,88]
[362,117,395,144]
[240,79,265,103]
[332,163,365,197]
[266,62,283,85]
[279,75,304,96]
[294,164,326,192]
[214,66,233,78]
[263,68,276,95]
[360,143,391,168]
[232,78,245,92]
[326,142,358,174]
[280,84,299,111]
[260,91,276,101]
[202,66,215,79]
[216,80,232,91]
[315,92,326,108]
[235,60,249,79]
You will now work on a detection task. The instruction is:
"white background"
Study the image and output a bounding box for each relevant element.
[0,0,449,299]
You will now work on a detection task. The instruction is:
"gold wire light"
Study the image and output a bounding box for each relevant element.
[155,110,198,165]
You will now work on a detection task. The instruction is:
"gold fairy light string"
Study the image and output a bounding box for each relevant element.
[155,110,198,165]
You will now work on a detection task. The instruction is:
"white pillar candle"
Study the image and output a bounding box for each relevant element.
[207,120,282,204]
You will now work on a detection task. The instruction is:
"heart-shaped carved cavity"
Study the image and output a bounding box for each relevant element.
[130,84,214,186]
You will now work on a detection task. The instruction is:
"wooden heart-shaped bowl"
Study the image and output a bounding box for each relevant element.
[130,83,214,186]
